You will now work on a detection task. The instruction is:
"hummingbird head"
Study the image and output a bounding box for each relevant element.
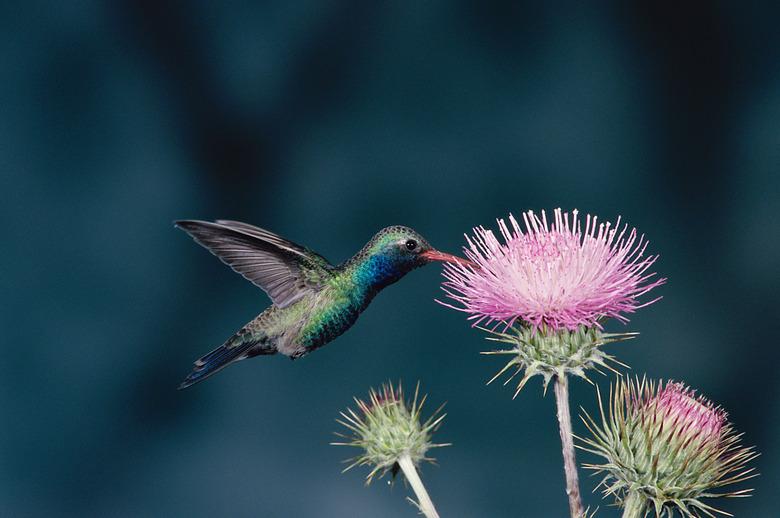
[351,226,471,290]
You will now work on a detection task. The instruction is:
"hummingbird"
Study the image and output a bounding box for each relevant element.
[175,220,469,389]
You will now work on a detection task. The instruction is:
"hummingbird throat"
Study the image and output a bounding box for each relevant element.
[352,253,414,293]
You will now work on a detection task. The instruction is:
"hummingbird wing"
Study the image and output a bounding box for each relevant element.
[176,220,334,308]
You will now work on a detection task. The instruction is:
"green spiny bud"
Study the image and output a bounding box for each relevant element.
[579,377,758,517]
[332,382,449,484]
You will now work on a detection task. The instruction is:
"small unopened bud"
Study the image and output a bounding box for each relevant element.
[332,382,448,484]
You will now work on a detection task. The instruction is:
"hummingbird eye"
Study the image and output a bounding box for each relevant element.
[405,239,418,251]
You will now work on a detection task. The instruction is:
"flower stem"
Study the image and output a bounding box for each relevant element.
[397,453,440,518]
[621,491,645,518]
[554,375,584,518]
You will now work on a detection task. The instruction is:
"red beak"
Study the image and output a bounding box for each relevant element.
[421,249,475,267]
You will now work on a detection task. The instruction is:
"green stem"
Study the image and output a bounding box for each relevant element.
[621,491,646,518]
[554,375,584,518]
[397,453,440,518]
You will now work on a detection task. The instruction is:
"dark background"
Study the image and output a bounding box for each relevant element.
[3,2,778,517]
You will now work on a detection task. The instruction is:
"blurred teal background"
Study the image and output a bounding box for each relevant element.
[2,2,779,517]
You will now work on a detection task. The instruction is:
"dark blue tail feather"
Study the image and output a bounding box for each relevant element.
[178,333,273,389]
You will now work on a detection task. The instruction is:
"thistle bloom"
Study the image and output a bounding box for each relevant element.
[438,209,666,518]
[332,382,448,518]
[441,208,665,332]
[580,378,758,518]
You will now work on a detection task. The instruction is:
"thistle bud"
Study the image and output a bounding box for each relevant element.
[332,382,448,484]
[579,378,758,517]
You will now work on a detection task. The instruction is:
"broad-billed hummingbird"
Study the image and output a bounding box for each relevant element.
[176,220,469,389]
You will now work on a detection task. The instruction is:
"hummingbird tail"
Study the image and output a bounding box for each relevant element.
[178,330,275,390]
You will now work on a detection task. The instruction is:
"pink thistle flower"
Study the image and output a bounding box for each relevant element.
[440,208,665,332]
[651,381,725,443]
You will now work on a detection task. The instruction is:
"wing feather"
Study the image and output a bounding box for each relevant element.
[176,220,334,308]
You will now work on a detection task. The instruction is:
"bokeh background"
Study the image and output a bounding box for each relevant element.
[3,2,779,517]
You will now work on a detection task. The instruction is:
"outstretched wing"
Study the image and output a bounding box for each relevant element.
[176,220,334,308]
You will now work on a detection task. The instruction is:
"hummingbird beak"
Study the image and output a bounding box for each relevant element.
[421,249,475,267]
